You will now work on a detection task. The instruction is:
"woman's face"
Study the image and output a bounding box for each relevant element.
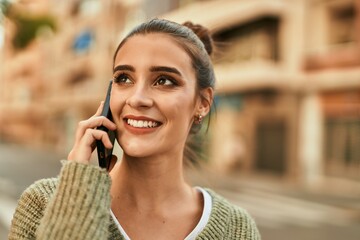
[111,33,203,158]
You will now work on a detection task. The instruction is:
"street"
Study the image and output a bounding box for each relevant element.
[1,143,360,239]
[0,144,63,239]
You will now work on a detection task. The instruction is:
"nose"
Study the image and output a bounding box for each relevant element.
[126,84,154,108]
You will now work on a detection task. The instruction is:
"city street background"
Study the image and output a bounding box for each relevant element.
[1,0,360,239]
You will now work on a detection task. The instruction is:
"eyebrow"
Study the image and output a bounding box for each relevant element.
[150,66,182,77]
[113,64,182,77]
[113,65,135,73]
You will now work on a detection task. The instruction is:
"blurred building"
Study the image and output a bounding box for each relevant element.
[0,0,359,190]
[0,0,179,151]
[162,0,360,189]
[0,0,123,150]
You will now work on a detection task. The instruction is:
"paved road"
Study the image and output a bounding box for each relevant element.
[0,144,63,239]
[1,143,360,239]
[218,188,360,240]
[0,144,63,197]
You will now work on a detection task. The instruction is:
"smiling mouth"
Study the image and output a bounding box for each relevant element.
[125,118,162,128]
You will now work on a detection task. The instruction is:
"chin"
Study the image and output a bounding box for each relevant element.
[121,144,153,158]
[123,151,147,158]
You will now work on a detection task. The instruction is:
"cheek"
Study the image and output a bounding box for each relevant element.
[168,94,196,123]
[110,92,126,118]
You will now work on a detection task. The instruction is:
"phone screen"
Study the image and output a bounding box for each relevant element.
[96,80,116,169]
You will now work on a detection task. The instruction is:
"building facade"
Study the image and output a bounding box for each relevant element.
[0,0,180,151]
[163,0,360,188]
[1,0,128,150]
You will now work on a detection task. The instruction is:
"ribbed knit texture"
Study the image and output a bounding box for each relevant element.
[8,161,261,240]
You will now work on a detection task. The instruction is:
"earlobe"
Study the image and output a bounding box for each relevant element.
[197,87,214,117]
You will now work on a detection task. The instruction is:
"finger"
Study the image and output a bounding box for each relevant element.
[75,116,116,142]
[108,155,118,172]
[83,129,114,149]
[93,101,105,117]
[94,116,117,130]
[88,116,117,130]
[68,129,112,164]
[72,101,106,149]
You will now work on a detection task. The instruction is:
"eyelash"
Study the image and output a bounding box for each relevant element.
[154,75,178,86]
[113,72,179,87]
[113,73,131,84]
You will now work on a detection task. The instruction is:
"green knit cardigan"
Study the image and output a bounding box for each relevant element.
[8,161,261,240]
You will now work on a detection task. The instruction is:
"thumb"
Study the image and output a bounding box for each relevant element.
[107,155,118,172]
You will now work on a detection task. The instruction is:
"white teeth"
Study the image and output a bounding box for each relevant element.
[127,119,159,128]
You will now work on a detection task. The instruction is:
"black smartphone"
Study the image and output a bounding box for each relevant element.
[96,80,116,170]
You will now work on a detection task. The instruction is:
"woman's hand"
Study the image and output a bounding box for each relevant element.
[68,102,117,165]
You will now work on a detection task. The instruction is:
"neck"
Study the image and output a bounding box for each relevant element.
[110,152,193,212]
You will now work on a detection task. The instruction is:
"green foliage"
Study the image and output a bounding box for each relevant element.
[12,14,56,49]
[1,0,56,50]
[0,0,11,17]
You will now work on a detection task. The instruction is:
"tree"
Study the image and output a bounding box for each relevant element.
[1,0,56,50]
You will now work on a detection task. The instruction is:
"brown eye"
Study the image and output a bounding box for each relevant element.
[114,73,132,84]
[154,76,176,86]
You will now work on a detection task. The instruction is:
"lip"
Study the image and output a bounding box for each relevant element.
[123,115,162,135]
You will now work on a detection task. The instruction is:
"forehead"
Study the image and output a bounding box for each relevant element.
[114,33,194,73]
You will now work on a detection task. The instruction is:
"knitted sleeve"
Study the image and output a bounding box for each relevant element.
[8,160,112,240]
[229,207,261,240]
[8,178,57,239]
[196,189,261,240]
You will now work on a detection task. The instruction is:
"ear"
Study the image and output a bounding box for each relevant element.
[196,87,214,117]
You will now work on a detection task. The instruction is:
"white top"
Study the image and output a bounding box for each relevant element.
[110,187,213,240]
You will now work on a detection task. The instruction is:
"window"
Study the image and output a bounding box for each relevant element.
[215,93,244,111]
[255,119,287,174]
[328,4,356,46]
[304,2,359,70]
[325,118,360,179]
[214,17,280,63]
[323,90,360,179]
[72,29,94,55]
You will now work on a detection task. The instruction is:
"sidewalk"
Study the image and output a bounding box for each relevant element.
[0,143,63,238]
[186,167,360,221]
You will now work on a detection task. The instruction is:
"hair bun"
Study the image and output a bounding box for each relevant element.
[182,21,213,56]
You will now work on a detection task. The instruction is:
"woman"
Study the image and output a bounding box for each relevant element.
[9,19,260,240]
